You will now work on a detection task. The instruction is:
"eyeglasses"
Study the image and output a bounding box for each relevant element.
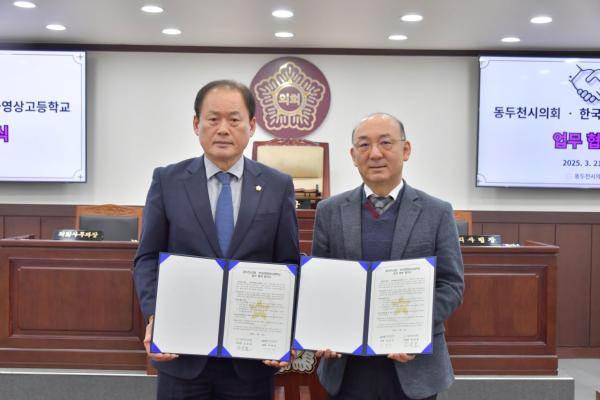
[352,138,404,153]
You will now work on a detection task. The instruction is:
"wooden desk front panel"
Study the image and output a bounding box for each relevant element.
[0,240,146,369]
[446,246,557,374]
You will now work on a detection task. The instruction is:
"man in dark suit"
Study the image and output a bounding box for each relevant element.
[134,80,299,400]
[313,113,464,400]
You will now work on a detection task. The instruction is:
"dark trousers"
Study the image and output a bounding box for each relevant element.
[157,358,272,400]
[330,357,437,400]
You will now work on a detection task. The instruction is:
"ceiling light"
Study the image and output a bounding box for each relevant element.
[46,24,66,31]
[501,37,521,43]
[401,14,423,22]
[162,28,181,35]
[13,1,36,8]
[272,9,293,18]
[388,34,408,41]
[530,16,552,24]
[141,5,164,13]
[275,31,294,38]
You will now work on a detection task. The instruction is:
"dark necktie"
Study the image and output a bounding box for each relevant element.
[215,172,234,256]
[368,194,394,215]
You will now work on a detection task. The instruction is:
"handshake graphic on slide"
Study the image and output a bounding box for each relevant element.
[571,66,600,104]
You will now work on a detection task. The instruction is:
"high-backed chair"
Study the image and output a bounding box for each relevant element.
[75,204,143,241]
[252,138,330,200]
[453,210,473,235]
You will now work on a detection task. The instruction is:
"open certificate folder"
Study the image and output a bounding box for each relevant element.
[293,256,436,356]
[151,253,297,362]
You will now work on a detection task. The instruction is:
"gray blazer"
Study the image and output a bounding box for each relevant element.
[313,183,464,399]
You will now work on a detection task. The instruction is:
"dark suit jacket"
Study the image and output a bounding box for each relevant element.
[134,155,299,380]
[312,183,464,399]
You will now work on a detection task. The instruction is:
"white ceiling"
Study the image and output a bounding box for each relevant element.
[0,0,599,51]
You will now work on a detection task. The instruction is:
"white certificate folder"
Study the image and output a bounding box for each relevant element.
[151,253,297,362]
[293,256,436,356]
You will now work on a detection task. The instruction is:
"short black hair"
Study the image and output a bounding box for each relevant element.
[351,112,406,142]
[193,80,256,119]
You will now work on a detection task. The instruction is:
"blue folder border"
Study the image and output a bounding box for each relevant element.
[294,256,435,356]
[154,254,298,360]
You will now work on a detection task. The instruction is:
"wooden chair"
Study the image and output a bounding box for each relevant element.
[252,139,330,201]
[453,210,472,235]
[75,204,143,241]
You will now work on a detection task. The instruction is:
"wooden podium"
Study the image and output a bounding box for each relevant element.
[0,239,146,369]
[446,241,558,375]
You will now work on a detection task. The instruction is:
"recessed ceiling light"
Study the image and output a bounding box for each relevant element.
[272,9,293,18]
[530,16,552,24]
[275,31,294,38]
[162,28,181,35]
[401,14,423,22]
[501,36,521,43]
[388,34,408,41]
[13,1,36,8]
[46,24,66,31]
[141,5,164,13]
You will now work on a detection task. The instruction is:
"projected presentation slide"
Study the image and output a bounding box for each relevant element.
[478,56,600,189]
[0,51,86,182]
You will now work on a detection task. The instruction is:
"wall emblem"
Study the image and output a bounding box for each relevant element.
[251,57,331,138]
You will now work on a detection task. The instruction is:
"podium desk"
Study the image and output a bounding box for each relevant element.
[446,241,558,375]
[0,239,146,370]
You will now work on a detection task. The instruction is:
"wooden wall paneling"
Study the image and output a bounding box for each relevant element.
[0,216,3,238]
[4,217,40,238]
[555,224,591,347]
[0,204,75,217]
[472,223,483,235]
[472,211,600,224]
[40,217,77,239]
[296,210,315,231]
[299,230,313,241]
[591,225,600,346]
[519,224,556,245]
[300,240,312,256]
[481,223,519,244]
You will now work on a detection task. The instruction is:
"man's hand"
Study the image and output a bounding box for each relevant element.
[144,319,178,362]
[387,353,415,363]
[262,349,297,368]
[262,359,289,368]
[315,349,342,359]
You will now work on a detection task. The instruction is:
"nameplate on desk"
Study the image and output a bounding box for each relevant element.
[459,235,502,246]
[53,229,104,241]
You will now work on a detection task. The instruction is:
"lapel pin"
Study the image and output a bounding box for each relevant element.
[255,185,262,192]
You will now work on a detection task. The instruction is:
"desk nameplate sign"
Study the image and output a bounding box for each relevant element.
[459,235,502,246]
[53,229,104,241]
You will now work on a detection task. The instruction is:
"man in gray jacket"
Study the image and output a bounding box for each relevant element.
[313,113,464,400]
